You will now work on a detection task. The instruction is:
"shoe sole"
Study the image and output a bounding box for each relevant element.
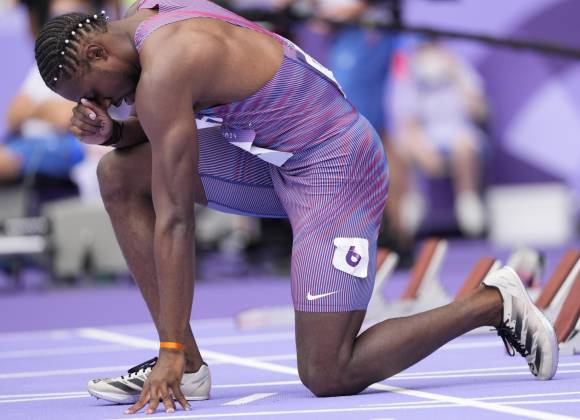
[88,388,210,405]
[504,266,559,380]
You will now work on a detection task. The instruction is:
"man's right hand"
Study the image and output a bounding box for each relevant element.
[70,98,114,145]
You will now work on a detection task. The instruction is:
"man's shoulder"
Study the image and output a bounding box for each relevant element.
[139,25,223,72]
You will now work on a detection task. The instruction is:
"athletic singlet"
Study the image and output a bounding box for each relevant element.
[134,0,358,167]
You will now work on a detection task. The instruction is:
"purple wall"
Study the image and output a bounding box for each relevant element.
[406,0,580,193]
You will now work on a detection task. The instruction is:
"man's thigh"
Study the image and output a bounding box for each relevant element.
[197,126,287,218]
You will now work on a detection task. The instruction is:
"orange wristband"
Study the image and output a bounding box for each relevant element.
[160,341,185,351]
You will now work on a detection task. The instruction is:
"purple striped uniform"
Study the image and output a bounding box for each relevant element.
[135,0,389,312]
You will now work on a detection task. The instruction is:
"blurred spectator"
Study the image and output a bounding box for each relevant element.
[388,39,488,238]
[0,0,113,184]
[3,66,84,182]
[319,0,397,136]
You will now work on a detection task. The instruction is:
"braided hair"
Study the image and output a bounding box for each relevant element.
[35,11,109,90]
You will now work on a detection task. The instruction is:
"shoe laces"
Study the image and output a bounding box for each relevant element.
[496,320,530,358]
[121,357,158,379]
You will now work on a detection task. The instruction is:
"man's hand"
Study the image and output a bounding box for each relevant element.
[125,350,190,415]
[70,98,114,145]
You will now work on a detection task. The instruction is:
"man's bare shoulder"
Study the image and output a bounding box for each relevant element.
[139,24,224,77]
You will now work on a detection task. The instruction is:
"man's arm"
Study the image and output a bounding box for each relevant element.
[126,31,220,415]
[138,76,197,345]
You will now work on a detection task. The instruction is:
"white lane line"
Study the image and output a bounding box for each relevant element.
[481,392,580,401]
[214,381,300,389]
[0,394,90,404]
[0,391,87,400]
[363,391,580,406]
[102,405,457,420]
[398,362,580,377]
[209,354,295,366]
[0,330,74,342]
[369,382,578,420]
[77,328,157,350]
[0,365,129,380]
[499,399,580,406]
[83,328,576,420]
[107,399,578,420]
[391,370,580,381]
[223,393,277,406]
[77,328,296,350]
[0,317,234,342]
[77,328,298,376]
[114,318,236,332]
[251,354,296,362]
[0,344,131,359]
[199,333,294,346]
[2,362,578,383]
[442,340,499,350]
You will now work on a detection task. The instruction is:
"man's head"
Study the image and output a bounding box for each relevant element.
[35,11,139,107]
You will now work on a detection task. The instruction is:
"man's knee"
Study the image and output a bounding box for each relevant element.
[299,359,356,397]
[97,151,126,202]
[97,148,149,205]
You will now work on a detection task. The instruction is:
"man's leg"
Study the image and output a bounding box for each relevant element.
[279,119,502,396]
[295,286,502,396]
[97,143,204,372]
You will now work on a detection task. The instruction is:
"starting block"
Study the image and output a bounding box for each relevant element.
[364,238,501,327]
[365,238,446,322]
[455,256,502,300]
[553,266,580,355]
[532,250,580,355]
[535,250,580,320]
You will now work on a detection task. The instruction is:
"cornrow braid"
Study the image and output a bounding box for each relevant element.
[35,10,109,90]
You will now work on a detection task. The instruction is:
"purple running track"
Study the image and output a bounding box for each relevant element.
[1,239,580,420]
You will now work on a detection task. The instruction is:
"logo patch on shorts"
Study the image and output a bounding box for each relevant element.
[332,238,369,278]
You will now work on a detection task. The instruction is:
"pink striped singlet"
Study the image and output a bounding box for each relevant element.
[134,0,389,312]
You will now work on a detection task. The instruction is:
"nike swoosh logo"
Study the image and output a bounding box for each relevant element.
[306,291,339,301]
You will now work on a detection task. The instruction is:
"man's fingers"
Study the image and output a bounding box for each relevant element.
[70,126,96,139]
[72,116,101,130]
[171,383,191,411]
[124,389,149,415]
[146,386,160,415]
[71,119,101,133]
[80,98,107,117]
[73,107,101,127]
[160,384,176,413]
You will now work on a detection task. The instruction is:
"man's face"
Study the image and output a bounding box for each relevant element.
[57,54,139,109]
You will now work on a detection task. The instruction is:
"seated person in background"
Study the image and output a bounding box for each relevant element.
[3,65,85,182]
[389,39,488,237]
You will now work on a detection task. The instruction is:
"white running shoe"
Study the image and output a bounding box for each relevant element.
[483,266,558,380]
[87,358,211,404]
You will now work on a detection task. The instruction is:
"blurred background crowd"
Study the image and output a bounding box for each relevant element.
[0,0,578,289]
